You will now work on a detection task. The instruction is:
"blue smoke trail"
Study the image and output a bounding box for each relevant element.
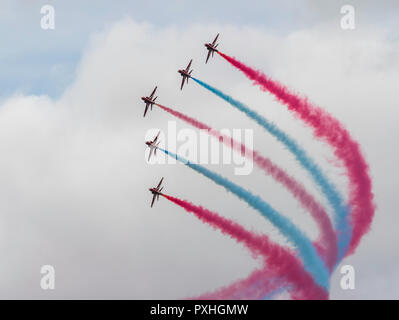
[191,76,350,262]
[159,147,329,290]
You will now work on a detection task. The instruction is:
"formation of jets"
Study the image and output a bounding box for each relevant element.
[142,34,220,207]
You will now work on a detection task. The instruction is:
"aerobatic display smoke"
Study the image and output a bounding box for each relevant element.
[162,193,328,299]
[158,148,330,289]
[216,51,375,257]
[191,76,349,260]
[156,103,337,269]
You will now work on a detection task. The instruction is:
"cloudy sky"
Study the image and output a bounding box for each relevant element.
[0,0,398,299]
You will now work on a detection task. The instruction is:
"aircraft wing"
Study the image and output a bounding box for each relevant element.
[186,59,192,72]
[151,194,156,208]
[148,147,154,161]
[149,86,157,99]
[154,131,160,142]
[180,76,185,90]
[157,177,164,189]
[212,34,219,45]
[206,50,211,63]
[143,103,149,117]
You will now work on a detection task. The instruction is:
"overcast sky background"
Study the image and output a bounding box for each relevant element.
[0,0,398,299]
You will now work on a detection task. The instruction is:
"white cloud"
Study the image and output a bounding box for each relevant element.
[0,17,398,298]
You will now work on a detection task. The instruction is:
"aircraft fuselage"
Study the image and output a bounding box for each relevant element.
[149,188,161,195]
[178,69,188,77]
[142,96,154,104]
[205,43,217,51]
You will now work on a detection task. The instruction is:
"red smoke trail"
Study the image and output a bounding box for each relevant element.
[156,103,337,270]
[193,267,284,300]
[162,193,329,300]
[217,51,375,255]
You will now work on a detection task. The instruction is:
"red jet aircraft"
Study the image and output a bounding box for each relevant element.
[149,177,164,208]
[178,59,193,90]
[205,33,219,63]
[141,86,158,117]
[145,131,161,161]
